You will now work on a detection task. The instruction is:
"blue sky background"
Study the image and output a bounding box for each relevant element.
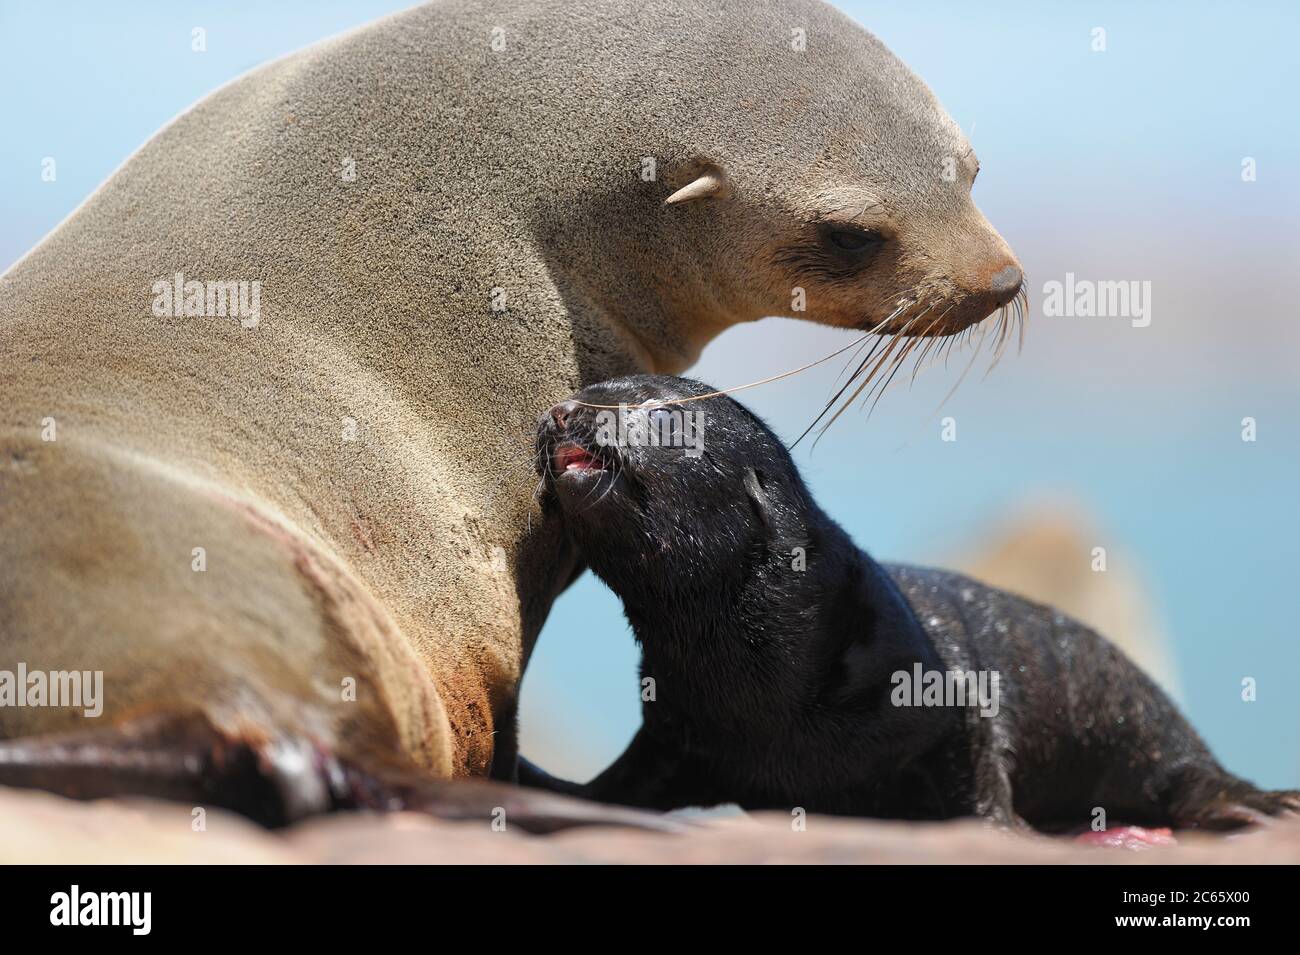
[2,1,1297,788]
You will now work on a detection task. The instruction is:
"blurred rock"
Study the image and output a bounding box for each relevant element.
[0,787,295,864]
[944,494,1179,693]
[3,784,1298,864]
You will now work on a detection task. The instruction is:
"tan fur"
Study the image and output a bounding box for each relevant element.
[0,0,1018,778]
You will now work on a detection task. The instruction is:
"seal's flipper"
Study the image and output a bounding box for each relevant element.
[0,716,686,835]
[0,713,323,826]
[355,771,690,835]
[519,730,725,813]
[516,755,588,798]
[1169,776,1300,831]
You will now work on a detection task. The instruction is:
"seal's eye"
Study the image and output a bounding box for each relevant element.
[821,225,885,258]
[647,406,679,441]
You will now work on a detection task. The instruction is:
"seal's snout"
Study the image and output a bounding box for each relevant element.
[988,264,1023,306]
[549,400,578,430]
[537,397,609,485]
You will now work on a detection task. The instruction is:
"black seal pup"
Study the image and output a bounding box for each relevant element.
[522,375,1299,831]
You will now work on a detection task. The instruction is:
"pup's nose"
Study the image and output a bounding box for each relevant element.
[989,264,1023,306]
[549,400,578,429]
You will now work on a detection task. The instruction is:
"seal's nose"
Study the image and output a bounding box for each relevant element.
[549,400,578,430]
[989,264,1023,306]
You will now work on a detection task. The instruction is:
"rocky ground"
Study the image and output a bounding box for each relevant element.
[3,785,1296,864]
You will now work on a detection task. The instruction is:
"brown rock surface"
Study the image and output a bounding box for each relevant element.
[3,785,1296,864]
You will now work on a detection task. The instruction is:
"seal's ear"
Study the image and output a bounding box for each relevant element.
[743,468,772,527]
[664,162,732,205]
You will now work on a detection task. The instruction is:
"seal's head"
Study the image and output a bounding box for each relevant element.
[536,375,814,607]
[650,1,1024,342]
[542,0,1024,368]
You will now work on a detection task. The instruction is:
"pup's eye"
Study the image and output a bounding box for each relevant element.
[646,407,690,450]
[822,225,884,255]
[647,407,678,434]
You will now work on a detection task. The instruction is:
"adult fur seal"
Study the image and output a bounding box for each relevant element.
[522,376,1299,830]
[0,0,1020,817]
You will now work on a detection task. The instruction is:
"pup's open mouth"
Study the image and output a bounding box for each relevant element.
[551,442,605,476]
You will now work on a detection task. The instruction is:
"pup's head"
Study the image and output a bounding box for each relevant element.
[536,375,812,606]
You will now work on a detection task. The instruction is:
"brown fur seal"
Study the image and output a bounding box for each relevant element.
[0,0,1020,819]
[521,377,1299,831]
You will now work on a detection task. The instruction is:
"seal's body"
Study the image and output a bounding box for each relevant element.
[524,377,1298,829]
[1,0,1022,813]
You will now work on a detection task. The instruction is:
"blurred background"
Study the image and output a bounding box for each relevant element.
[2,0,1296,789]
